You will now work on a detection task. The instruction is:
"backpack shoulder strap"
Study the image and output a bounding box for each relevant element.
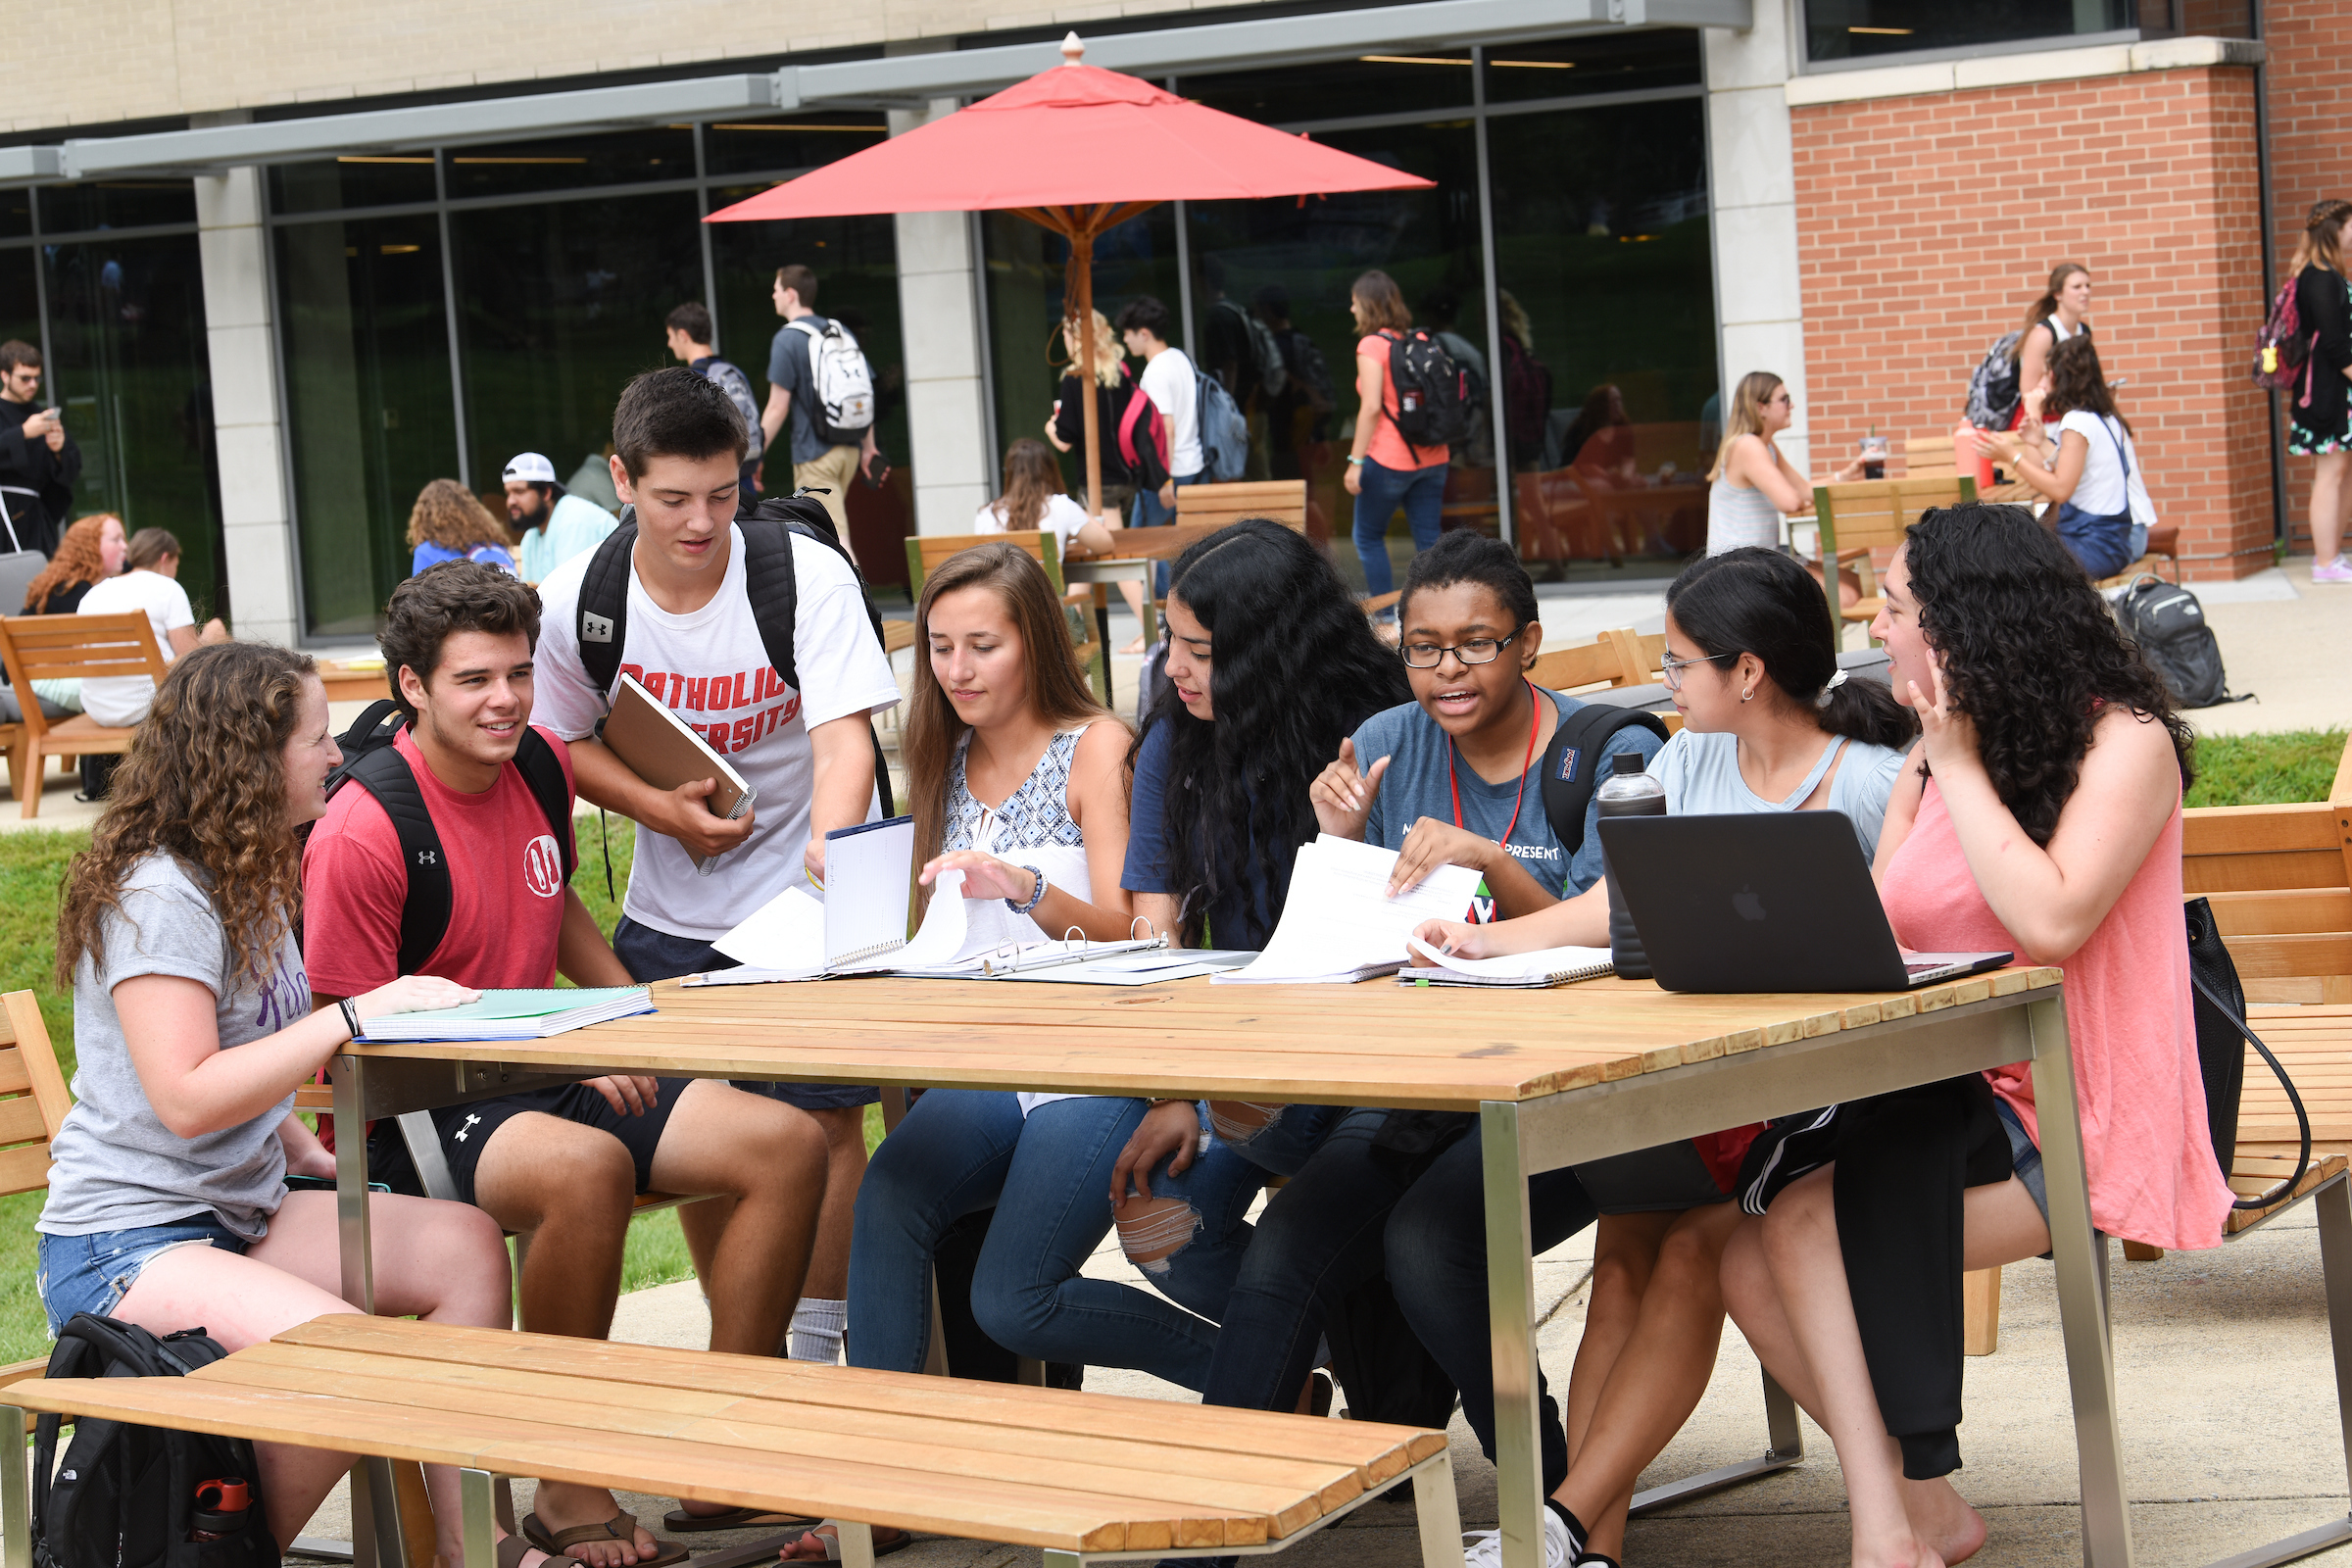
[340,742,451,976]
[576,516,638,701]
[1537,701,1670,859]
[737,514,802,696]
[512,728,578,882]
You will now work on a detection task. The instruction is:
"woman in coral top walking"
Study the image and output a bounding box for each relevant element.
[1722,502,2232,1568]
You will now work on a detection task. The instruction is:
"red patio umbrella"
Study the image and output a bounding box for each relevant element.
[707,35,1434,522]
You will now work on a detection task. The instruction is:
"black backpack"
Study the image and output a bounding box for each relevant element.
[32,1315,276,1568]
[2112,575,2249,710]
[1381,328,1478,455]
[315,702,576,974]
[1964,329,2026,431]
[575,495,895,817]
[1537,701,1672,855]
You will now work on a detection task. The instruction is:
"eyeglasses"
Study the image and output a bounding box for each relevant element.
[1400,631,1518,669]
[1659,650,1737,692]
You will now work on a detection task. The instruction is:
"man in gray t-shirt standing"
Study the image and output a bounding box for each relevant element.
[761,263,878,557]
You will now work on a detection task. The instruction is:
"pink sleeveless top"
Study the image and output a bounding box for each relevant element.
[1882,779,2231,1251]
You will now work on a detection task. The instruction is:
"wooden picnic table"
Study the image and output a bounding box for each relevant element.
[318,660,394,705]
[325,963,2144,1568]
[1059,521,1229,650]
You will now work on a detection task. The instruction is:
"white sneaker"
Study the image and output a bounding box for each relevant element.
[1461,1508,1574,1568]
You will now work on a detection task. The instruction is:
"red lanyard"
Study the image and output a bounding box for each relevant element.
[1446,679,1543,849]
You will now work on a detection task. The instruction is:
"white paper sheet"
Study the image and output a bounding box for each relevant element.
[1215,836,1483,983]
[1405,935,1615,983]
[710,885,828,972]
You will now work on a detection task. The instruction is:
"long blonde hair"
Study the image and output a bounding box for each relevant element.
[905,544,1115,912]
[1059,309,1124,389]
[1707,370,1784,481]
[2291,199,2352,277]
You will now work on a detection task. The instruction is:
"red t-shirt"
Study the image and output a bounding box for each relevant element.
[302,726,578,996]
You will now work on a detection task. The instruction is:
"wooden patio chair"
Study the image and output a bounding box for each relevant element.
[1811,476,1979,646]
[0,612,171,818]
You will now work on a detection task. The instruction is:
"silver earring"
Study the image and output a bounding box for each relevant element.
[1740,688,1754,703]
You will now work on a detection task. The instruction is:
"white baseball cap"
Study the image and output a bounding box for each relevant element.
[502,452,559,485]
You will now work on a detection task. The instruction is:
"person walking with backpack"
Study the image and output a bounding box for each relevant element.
[39,642,518,1568]
[761,264,879,558]
[2285,199,2352,582]
[666,302,765,506]
[1044,309,1161,631]
[532,367,904,1381]
[1116,295,1203,527]
[1345,270,1455,617]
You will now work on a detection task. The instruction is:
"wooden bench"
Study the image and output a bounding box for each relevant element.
[0,612,171,817]
[1174,479,1307,533]
[1810,477,1979,648]
[7,1315,1464,1568]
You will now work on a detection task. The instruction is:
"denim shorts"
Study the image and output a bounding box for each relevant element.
[36,1217,249,1336]
[612,914,878,1110]
[1993,1097,2049,1227]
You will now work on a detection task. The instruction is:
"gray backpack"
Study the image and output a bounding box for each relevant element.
[2113,576,2247,710]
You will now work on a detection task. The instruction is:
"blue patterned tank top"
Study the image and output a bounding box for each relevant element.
[944,727,1088,853]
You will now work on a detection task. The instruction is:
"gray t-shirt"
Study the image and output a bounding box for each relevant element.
[1351,689,1664,922]
[1649,727,1908,858]
[39,853,309,1241]
[765,314,848,464]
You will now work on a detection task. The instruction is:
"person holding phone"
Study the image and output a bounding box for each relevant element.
[0,340,80,557]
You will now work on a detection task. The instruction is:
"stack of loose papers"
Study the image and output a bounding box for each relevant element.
[360,987,654,1043]
[1398,936,1616,988]
[1214,836,1483,984]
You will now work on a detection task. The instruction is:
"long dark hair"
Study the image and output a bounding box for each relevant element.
[58,644,318,989]
[1903,504,2191,847]
[1667,548,1916,752]
[2045,335,2132,437]
[1133,519,1409,945]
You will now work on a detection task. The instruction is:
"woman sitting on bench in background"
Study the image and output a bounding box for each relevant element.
[1722,503,2233,1568]
[37,643,543,1568]
[1405,545,1914,1568]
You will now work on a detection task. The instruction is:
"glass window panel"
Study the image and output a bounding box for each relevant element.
[0,247,36,354]
[979,205,1179,522]
[0,190,30,240]
[707,201,916,589]
[444,127,695,199]
[1182,120,1490,591]
[451,190,704,508]
[39,180,198,235]
[270,157,438,217]
[1482,32,1703,103]
[1488,98,1714,580]
[704,115,889,179]
[42,232,226,614]
[1180,57,1474,125]
[1803,0,2131,63]
[277,215,459,637]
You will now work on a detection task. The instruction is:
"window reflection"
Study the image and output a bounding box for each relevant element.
[277,215,459,636]
[1488,98,1714,579]
[1180,57,1473,124]
[40,181,198,234]
[0,190,30,242]
[704,116,889,178]
[1481,32,1702,103]
[270,157,438,217]
[443,127,696,198]
[0,249,36,361]
[1803,0,2131,63]
[43,233,226,613]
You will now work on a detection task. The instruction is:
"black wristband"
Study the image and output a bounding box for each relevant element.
[337,997,363,1042]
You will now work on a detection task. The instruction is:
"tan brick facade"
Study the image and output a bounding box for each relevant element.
[2259,0,2352,553]
[16,0,1254,133]
[1790,64,2273,579]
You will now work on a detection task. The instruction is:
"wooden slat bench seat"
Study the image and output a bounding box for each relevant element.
[0,612,172,818]
[6,1315,1463,1568]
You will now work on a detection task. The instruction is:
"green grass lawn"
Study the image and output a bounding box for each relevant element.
[0,725,2335,1359]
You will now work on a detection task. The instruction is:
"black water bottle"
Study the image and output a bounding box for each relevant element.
[1596,751,1666,978]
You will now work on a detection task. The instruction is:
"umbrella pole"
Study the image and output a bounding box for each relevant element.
[1072,227,1103,527]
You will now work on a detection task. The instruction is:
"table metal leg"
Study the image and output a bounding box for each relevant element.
[1628,1368,1805,1516]
[1,1406,27,1568]
[1413,1450,1466,1568]
[2028,995,2134,1568]
[834,1521,876,1568]
[1481,1101,1543,1568]
[1092,586,1113,707]
[460,1469,498,1568]
[332,1054,374,1313]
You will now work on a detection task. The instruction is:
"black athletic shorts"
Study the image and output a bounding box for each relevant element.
[368,1077,693,1207]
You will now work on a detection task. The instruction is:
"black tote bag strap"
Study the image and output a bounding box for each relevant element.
[2188,966,2313,1211]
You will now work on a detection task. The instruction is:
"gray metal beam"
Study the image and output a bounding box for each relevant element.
[54,74,781,176]
[15,0,1750,177]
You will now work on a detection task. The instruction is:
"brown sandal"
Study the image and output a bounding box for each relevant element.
[662,1504,821,1533]
[521,1511,693,1568]
[499,1538,587,1568]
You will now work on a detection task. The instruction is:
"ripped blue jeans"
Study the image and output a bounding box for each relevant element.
[1126,1102,1346,1326]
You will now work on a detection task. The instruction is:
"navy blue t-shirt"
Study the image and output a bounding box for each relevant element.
[1349,688,1662,922]
[1120,718,1292,950]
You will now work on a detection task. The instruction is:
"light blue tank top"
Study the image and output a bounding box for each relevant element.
[1650,727,1909,858]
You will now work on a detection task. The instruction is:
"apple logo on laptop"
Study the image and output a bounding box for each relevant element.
[1733,886,1767,922]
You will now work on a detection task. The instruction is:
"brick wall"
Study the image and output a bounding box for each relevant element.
[1790,66,2273,579]
[2260,0,2352,555]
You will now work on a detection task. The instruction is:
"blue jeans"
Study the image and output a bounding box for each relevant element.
[37,1217,249,1335]
[1351,458,1447,605]
[1142,1102,1346,1324]
[851,1092,1232,1389]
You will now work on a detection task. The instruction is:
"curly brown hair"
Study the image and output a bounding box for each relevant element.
[56,643,319,989]
[23,514,119,612]
[406,478,513,554]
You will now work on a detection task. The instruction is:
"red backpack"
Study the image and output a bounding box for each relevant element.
[2253,278,2313,401]
[1116,368,1172,491]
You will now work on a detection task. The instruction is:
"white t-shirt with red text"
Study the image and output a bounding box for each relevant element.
[301,725,577,997]
[530,526,903,941]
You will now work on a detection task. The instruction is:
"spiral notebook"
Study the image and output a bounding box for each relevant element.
[1397,936,1616,988]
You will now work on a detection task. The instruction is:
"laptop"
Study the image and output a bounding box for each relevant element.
[1595,813,2013,994]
